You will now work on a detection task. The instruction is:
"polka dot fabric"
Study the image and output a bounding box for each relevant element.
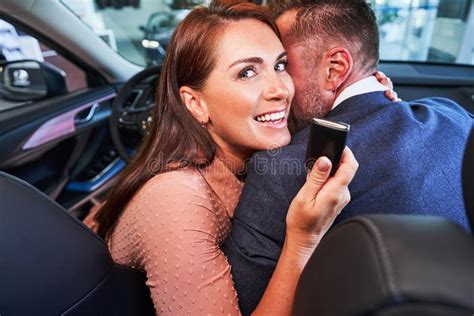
[86,158,243,315]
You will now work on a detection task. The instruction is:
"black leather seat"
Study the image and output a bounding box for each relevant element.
[462,126,474,231]
[0,172,154,315]
[293,215,474,316]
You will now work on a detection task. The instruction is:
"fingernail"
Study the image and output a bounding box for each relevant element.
[316,157,331,172]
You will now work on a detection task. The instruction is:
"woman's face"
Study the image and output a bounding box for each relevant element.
[200,19,294,158]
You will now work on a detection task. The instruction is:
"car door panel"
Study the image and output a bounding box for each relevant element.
[0,86,116,168]
[0,85,117,198]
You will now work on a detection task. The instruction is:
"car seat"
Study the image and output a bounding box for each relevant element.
[292,215,474,316]
[0,172,155,315]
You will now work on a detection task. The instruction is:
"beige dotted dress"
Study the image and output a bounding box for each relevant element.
[86,158,244,315]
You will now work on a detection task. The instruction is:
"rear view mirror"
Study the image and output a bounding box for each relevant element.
[0,60,67,102]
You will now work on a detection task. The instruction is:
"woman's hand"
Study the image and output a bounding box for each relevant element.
[255,149,358,316]
[375,71,402,102]
[285,147,358,254]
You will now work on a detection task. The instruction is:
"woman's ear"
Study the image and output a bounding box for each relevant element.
[322,46,353,92]
[179,86,209,124]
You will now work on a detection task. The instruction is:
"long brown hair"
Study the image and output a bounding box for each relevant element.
[95,0,279,241]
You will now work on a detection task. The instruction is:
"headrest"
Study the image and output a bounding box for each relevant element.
[293,215,474,316]
[0,172,112,315]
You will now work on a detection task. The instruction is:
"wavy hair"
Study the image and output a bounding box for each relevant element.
[95,0,279,240]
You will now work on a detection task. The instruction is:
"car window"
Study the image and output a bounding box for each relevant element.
[61,0,202,66]
[62,0,474,67]
[147,11,187,29]
[369,0,474,65]
[0,19,88,107]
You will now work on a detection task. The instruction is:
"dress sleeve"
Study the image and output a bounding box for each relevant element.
[116,171,241,315]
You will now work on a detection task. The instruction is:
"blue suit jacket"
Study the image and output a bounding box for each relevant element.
[221,91,473,315]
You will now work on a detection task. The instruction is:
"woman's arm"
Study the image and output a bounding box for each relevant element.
[114,171,241,315]
[252,148,358,315]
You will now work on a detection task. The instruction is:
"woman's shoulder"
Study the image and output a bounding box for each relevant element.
[128,168,210,212]
[143,167,205,193]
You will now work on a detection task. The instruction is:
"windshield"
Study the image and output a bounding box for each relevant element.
[61,0,474,67]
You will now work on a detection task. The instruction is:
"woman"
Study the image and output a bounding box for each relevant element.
[89,1,372,314]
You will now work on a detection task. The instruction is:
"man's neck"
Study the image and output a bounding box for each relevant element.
[330,68,390,111]
[334,70,371,100]
[290,70,376,134]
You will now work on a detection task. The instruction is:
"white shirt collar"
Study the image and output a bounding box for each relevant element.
[332,75,388,110]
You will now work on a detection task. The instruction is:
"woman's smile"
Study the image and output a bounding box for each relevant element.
[254,108,288,128]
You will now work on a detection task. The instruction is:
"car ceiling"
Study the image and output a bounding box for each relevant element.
[0,0,142,84]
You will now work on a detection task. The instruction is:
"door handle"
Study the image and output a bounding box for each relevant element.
[75,103,99,124]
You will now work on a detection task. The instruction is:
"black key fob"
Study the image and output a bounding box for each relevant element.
[305,118,350,176]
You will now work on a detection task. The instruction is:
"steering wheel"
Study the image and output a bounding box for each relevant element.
[110,65,162,162]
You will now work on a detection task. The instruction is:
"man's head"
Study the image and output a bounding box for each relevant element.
[272,0,380,131]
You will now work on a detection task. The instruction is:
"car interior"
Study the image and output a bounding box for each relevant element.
[0,0,473,315]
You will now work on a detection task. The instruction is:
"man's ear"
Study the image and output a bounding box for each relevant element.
[179,86,209,124]
[322,46,353,92]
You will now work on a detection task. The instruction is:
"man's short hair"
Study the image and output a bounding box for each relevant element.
[271,0,380,72]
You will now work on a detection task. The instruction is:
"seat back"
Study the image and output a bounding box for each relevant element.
[462,126,474,232]
[293,215,474,316]
[0,172,154,315]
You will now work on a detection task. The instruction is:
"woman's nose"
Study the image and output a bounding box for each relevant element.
[264,82,290,101]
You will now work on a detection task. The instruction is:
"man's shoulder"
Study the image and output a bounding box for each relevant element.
[406,96,471,116]
[332,92,472,131]
[407,96,461,106]
[402,96,473,131]
[333,91,470,117]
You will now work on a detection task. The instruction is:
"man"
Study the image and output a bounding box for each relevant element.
[221,0,473,314]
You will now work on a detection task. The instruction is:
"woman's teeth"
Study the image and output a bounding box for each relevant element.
[255,110,285,122]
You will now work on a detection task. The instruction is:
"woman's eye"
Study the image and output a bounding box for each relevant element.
[238,67,257,79]
[275,60,287,72]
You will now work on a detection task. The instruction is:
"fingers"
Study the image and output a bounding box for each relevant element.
[306,156,332,190]
[384,89,402,102]
[375,71,402,102]
[328,188,350,220]
[385,89,397,101]
[297,148,357,203]
[339,147,358,170]
[286,149,357,238]
[314,148,357,212]
[324,186,351,218]
[338,187,351,212]
[375,71,393,89]
[332,147,359,186]
[298,156,332,201]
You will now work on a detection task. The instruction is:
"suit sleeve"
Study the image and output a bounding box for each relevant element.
[221,151,293,315]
